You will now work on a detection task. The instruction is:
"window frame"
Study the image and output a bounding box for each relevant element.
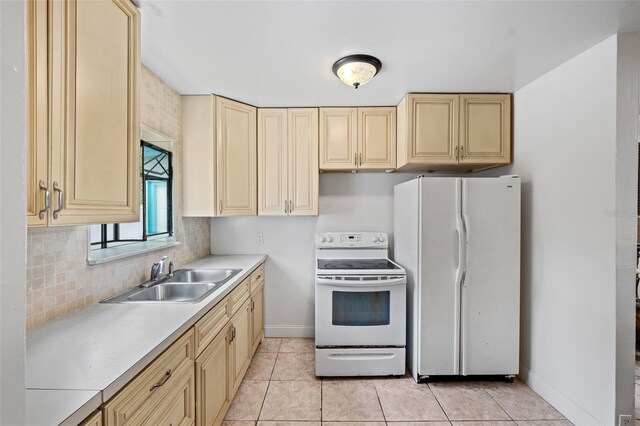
[87,131,180,265]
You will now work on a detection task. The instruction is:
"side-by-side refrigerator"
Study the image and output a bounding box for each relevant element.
[394,176,520,380]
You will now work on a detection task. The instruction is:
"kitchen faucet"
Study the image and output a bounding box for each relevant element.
[142,256,169,287]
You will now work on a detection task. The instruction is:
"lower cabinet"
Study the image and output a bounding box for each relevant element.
[229,298,252,397]
[195,327,230,426]
[141,367,196,426]
[251,280,265,355]
[102,330,195,426]
[80,411,102,426]
[96,263,265,426]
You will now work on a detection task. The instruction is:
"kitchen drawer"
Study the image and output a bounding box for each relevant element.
[228,277,251,316]
[250,264,265,292]
[103,330,195,426]
[194,296,230,357]
[140,366,195,426]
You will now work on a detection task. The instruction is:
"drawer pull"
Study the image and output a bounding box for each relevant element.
[251,299,255,311]
[255,274,262,280]
[150,369,172,391]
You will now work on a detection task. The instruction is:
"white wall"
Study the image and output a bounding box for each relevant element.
[0,0,27,423]
[511,34,637,425]
[211,172,415,336]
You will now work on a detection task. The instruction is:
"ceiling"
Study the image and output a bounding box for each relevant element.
[140,1,640,107]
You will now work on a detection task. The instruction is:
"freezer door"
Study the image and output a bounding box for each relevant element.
[418,178,462,376]
[460,177,520,375]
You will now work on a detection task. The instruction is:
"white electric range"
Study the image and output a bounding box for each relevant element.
[314,232,407,377]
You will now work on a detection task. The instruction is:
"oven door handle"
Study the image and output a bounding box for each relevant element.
[316,277,406,287]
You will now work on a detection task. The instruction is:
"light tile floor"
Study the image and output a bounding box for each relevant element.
[224,338,572,426]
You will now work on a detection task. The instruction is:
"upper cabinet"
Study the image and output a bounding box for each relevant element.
[182,95,257,217]
[319,108,358,171]
[217,97,257,216]
[459,94,511,165]
[396,93,511,171]
[320,107,396,171]
[27,0,140,227]
[358,107,396,169]
[258,108,319,216]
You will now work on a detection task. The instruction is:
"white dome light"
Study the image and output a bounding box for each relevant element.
[332,54,382,89]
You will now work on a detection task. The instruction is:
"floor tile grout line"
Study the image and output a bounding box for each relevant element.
[478,380,515,422]
[372,379,388,424]
[256,341,274,423]
[428,382,453,424]
[479,380,569,423]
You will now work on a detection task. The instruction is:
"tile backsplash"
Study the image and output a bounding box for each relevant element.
[26,66,211,328]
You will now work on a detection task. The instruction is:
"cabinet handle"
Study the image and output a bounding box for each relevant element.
[251,299,256,311]
[232,326,236,340]
[455,145,459,160]
[359,153,362,166]
[289,200,292,214]
[150,369,172,392]
[38,180,50,220]
[228,325,234,343]
[285,200,288,214]
[460,145,465,160]
[354,153,357,166]
[52,182,63,219]
[218,200,222,215]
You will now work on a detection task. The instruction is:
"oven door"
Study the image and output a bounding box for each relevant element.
[315,276,406,347]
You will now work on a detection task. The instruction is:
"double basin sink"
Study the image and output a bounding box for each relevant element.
[101,269,241,304]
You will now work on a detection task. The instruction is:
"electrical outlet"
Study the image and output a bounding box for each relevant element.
[619,414,632,426]
[257,233,264,244]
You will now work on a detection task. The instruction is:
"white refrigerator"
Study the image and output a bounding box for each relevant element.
[394,176,520,380]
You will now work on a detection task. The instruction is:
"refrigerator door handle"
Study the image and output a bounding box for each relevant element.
[461,213,470,287]
[455,215,465,287]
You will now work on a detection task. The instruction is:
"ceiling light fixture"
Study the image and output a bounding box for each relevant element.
[332,54,382,89]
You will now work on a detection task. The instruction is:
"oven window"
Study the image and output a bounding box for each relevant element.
[332,291,390,326]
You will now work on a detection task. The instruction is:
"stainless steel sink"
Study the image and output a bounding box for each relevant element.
[127,282,217,302]
[100,268,241,304]
[166,269,240,284]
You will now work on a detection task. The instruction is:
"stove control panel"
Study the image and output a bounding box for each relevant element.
[316,232,388,248]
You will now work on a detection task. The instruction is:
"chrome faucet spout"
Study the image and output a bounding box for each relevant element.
[149,256,168,281]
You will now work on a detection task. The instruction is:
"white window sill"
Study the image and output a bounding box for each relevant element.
[87,239,180,266]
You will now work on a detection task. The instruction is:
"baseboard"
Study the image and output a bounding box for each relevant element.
[519,363,599,426]
[264,325,315,338]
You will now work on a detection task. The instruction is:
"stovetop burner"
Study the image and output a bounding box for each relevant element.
[317,259,401,270]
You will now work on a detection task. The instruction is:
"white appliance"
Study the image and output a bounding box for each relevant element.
[315,232,406,377]
[394,176,520,381]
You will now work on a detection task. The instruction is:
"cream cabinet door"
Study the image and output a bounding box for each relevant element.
[258,109,288,216]
[141,367,196,426]
[319,108,357,171]
[230,299,252,397]
[251,281,265,354]
[459,94,511,165]
[216,97,257,216]
[80,411,102,426]
[196,327,230,426]
[397,94,458,168]
[26,0,49,227]
[357,107,396,170]
[288,109,319,215]
[182,95,217,217]
[49,0,140,225]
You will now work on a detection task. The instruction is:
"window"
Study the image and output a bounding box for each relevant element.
[87,129,176,264]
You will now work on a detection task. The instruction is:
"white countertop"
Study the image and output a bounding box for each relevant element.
[26,390,101,426]
[26,254,266,426]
